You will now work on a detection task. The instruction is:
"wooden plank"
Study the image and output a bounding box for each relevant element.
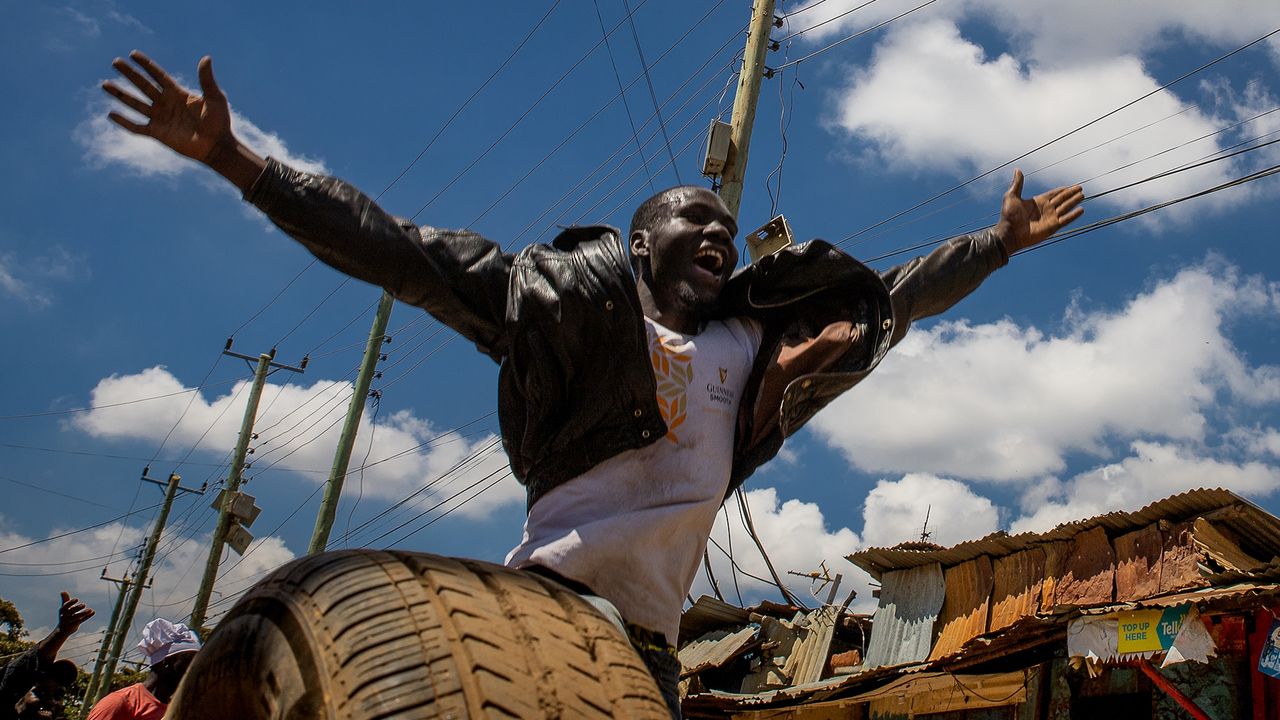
[929,556,995,660]
[991,547,1046,632]
[1192,517,1263,572]
[1054,526,1115,608]
[1115,523,1163,601]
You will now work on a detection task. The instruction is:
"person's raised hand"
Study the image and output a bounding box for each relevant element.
[56,591,94,636]
[102,51,233,166]
[995,169,1085,255]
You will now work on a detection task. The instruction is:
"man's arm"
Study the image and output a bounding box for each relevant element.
[0,593,92,710]
[880,170,1084,345]
[102,52,513,358]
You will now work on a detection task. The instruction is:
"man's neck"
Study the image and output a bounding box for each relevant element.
[636,279,701,335]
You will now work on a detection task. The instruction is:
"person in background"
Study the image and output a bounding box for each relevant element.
[0,592,93,720]
[86,619,199,720]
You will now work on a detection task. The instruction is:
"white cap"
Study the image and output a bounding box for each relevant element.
[137,618,201,667]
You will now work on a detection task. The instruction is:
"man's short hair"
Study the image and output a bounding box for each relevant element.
[628,185,706,274]
[46,659,78,687]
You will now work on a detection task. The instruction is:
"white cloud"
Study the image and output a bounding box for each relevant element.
[74,93,327,179]
[0,247,88,309]
[860,473,999,548]
[70,367,522,522]
[830,20,1246,213]
[788,0,1280,66]
[695,488,871,610]
[1011,441,1280,533]
[811,259,1280,481]
[0,517,294,666]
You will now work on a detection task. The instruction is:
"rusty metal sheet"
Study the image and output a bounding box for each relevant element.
[847,488,1280,579]
[1054,526,1115,608]
[1040,540,1071,613]
[990,546,1045,631]
[679,625,759,677]
[863,563,944,669]
[1115,523,1163,601]
[929,556,995,660]
[1161,519,1208,594]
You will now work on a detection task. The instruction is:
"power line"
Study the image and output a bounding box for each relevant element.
[778,0,879,43]
[407,0,654,222]
[621,0,683,184]
[837,24,1280,248]
[0,502,165,555]
[773,0,940,73]
[595,0,657,194]
[0,474,118,510]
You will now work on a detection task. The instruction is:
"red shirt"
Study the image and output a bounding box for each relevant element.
[87,683,166,720]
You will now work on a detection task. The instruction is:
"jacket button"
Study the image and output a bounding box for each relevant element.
[634,409,643,417]
[641,430,651,439]
[605,300,615,310]
[882,318,892,330]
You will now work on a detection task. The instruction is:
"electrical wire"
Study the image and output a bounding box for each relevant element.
[837,25,1280,248]
[0,502,164,555]
[0,474,118,510]
[595,0,657,194]
[407,0,654,222]
[773,0,940,72]
[777,0,879,43]
[621,0,684,184]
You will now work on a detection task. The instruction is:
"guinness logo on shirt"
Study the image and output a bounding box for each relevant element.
[719,367,728,384]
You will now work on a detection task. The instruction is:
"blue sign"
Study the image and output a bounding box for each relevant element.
[1259,619,1280,679]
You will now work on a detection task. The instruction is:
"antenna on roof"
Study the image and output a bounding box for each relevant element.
[920,505,932,543]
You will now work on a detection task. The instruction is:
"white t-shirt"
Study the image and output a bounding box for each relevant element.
[506,315,763,643]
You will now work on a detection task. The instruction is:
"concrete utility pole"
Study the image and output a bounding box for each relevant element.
[92,471,201,705]
[189,345,305,635]
[307,290,394,554]
[718,0,778,220]
[82,573,131,707]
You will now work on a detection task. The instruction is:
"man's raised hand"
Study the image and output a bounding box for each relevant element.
[995,169,1085,255]
[102,51,265,192]
[56,591,94,636]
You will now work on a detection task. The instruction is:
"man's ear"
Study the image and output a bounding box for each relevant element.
[630,228,650,260]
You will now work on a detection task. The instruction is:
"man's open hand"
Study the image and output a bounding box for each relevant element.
[103,51,232,165]
[56,591,93,636]
[995,169,1085,255]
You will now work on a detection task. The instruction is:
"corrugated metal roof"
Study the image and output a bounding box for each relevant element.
[930,557,994,661]
[990,547,1045,631]
[786,606,837,685]
[848,488,1280,579]
[1077,581,1280,614]
[679,595,752,645]
[678,625,760,677]
[864,563,945,669]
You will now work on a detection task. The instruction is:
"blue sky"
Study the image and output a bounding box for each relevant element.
[2,1,1280,664]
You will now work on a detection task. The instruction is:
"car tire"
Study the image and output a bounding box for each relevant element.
[167,549,670,719]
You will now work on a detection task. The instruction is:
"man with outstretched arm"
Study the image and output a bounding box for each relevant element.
[0,592,93,720]
[102,51,1083,717]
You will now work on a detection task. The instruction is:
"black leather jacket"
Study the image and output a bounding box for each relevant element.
[247,159,1009,507]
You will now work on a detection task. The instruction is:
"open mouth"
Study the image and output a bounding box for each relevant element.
[694,246,727,276]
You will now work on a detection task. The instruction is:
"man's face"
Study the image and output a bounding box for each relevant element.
[15,685,63,720]
[632,188,738,309]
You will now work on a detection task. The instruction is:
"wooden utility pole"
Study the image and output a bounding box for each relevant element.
[189,345,304,635]
[93,471,201,704]
[718,0,778,220]
[307,290,393,554]
[82,573,131,707]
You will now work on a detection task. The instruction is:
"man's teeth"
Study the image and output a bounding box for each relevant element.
[696,248,725,272]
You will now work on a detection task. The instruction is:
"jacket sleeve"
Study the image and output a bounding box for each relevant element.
[245,158,513,359]
[878,228,1009,346]
[0,647,39,712]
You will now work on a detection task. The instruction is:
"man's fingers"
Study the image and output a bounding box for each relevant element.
[197,56,225,102]
[108,111,149,136]
[112,57,161,101]
[1006,168,1025,199]
[102,81,152,117]
[60,591,71,605]
[1060,205,1084,226]
[130,49,179,91]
